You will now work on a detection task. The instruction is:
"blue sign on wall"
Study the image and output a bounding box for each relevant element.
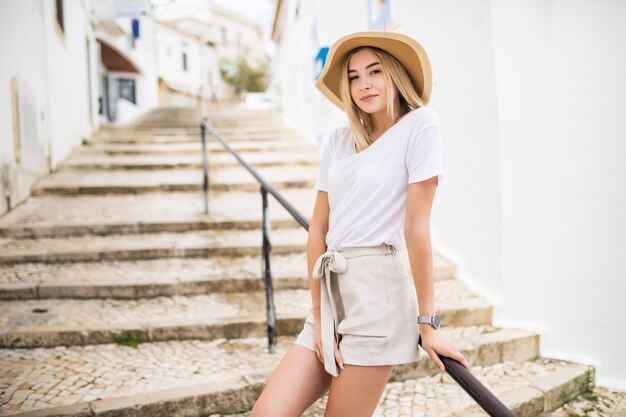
[314,46,329,81]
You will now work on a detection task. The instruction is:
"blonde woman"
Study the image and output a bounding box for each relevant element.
[250,30,471,417]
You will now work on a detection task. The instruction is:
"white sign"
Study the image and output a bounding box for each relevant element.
[92,0,149,19]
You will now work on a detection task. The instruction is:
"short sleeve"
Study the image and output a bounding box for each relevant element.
[405,123,444,185]
[315,130,334,191]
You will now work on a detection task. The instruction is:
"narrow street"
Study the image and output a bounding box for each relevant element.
[0,105,609,416]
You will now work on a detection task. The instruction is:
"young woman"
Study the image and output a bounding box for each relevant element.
[250,30,471,417]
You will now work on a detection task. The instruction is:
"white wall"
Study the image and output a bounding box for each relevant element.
[0,0,99,215]
[270,0,626,389]
[392,0,504,325]
[43,0,97,167]
[489,0,626,389]
[270,0,372,147]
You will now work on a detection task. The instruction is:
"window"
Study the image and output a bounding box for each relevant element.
[118,78,136,104]
[55,0,64,33]
[182,52,188,71]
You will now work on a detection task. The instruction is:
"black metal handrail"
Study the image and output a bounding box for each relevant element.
[199,116,516,417]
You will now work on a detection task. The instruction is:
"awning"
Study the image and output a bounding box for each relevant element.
[98,39,140,73]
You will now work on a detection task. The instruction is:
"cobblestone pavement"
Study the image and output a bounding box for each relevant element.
[0,253,307,285]
[0,289,311,330]
[0,329,567,416]
[78,139,315,154]
[33,166,320,191]
[59,151,321,170]
[0,281,479,330]
[0,190,316,230]
[539,386,626,417]
[92,132,307,143]
[220,383,626,417]
[0,227,308,262]
[0,252,453,288]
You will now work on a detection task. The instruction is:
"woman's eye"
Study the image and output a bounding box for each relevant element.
[349,69,379,81]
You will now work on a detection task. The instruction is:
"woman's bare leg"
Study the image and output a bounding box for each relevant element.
[323,364,393,417]
[249,344,332,417]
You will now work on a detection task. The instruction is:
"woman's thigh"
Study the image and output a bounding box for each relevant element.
[323,364,393,417]
[249,344,332,417]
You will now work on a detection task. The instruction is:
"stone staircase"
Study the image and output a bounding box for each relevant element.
[0,105,598,416]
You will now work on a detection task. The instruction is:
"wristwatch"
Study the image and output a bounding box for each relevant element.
[417,313,441,329]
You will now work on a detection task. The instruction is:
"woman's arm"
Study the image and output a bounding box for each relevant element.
[404,176,471,373]
[307,190,330,321]
[404,176,439,336]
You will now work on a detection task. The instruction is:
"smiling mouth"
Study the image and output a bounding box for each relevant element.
[361,95,377,102]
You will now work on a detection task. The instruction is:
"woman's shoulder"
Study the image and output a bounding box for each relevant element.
[403,105,440,128]
[329,123,352,146]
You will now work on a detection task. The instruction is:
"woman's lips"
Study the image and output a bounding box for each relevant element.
[361,95,377,102]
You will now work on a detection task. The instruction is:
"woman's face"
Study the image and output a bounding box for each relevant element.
[348,48,394,114]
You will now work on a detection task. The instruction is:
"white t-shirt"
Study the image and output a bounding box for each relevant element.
[315,106,444,252]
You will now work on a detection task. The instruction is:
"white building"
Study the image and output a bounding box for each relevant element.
[0,0,100,215]
[270,0,626,389]
[154,0,269,101]
[0,0,264,216]
[211,4,268,71]
[95,16,160,124]
[153,19,221,104]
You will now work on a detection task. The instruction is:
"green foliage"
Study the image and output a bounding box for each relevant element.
[221,55,268,93]
[115,332,143,348]
[581,391,599,403]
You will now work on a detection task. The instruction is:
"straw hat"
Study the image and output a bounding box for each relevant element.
[315,30,432,112]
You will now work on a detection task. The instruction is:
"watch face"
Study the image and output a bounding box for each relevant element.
[433,314,441,328]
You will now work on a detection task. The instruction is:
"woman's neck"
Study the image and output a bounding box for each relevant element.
[369,98,403,138]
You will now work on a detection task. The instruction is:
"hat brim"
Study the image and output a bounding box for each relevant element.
[315,30,432,112]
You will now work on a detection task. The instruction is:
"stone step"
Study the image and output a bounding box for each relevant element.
[0,283,491,347]
[294,359,593,417]
[91,134,200,144]
[31,166,319,195]
[0,228,308,264]
[1,333,590,417]
[78,140,317,155]
[0,253,457,299]
[208,127,299,136]
[57,150,321,170]
[92,131,305,144]
[100,128,201,136]
[536,385,625,417]
[0,190,316,238]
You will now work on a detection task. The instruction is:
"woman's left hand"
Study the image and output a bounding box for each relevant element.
[420,327,472,373]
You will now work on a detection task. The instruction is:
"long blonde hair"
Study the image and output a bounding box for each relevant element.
[339,46,426,153]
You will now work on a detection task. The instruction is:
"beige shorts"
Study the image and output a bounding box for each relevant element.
[294,244,421,370]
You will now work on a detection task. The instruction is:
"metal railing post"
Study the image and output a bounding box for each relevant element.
[200,118,209,214]
[261,186,277,353]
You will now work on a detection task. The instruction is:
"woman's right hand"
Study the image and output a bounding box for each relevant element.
[314,319,344,370]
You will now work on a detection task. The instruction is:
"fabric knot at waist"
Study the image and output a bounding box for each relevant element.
[311,243,397,377]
